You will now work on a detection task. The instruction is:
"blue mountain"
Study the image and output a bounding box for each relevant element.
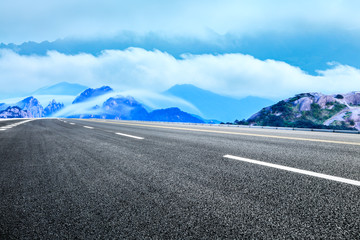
[72,86,113,104]
[0,103,5,111]
[164,84,274,122]
[32,82,88,96]
[149,107,204,123]
[16,96,44,118]
[70,95,204,123]
[101,96,149,120]
[43,100,64,117]
[0,106,29,118]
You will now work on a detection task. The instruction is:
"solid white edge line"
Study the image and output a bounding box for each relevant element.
[115,132,144,140]
[0,119,33,131]
[83,126,94,129]
[223,155,360,186]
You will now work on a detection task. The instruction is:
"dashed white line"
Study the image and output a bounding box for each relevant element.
[224,155,360,186]
[69,123,75,125]
[0,129,6,131]
[83,126,94,129]
[115,132,144,140]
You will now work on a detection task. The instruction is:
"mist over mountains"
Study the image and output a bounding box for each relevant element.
[164,84,273,122]
[32,82,88,96]
[2,81,359,131]
[0,97,63,118]
[0,82,274,123]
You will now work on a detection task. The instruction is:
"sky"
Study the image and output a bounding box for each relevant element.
[1,0,360,100]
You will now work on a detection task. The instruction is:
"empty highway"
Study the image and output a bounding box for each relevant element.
[1,118,359,239]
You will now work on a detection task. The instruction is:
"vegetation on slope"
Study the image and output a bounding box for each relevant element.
[233,93,354,130]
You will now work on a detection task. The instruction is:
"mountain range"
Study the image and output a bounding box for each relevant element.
[2,82,360,130]
[0,97,64,118]
[0,82,274,122]
[164,84,273,122]
[0,86,205,123]
[32,82,88,96]
[72,86,113,104]
[67,88,205,123]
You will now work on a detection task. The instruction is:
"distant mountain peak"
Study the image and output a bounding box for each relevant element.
[72,86,113,104]
[166,84,211,95]
[15,96,43,118]
[164,84,273,122]
[32,82,88,96]
[101,96,149,120]
[44,99,64,117]
[148,107,204,123]
[17,96,39,107]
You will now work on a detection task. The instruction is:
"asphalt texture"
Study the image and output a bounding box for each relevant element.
[1,119,359,239]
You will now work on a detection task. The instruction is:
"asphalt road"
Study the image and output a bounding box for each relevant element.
[1,118,359,239]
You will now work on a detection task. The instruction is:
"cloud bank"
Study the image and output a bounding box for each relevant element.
[1,48,360,101]
[1,0,360,43]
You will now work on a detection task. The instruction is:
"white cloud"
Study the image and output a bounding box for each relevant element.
[1,48,360,102]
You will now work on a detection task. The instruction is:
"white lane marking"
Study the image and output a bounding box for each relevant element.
[92,121,360,147]
[69,123,75,125]
[115,132,144,140]
[83,126,94,129]
[224,155,360,186]
[0,119,34,131]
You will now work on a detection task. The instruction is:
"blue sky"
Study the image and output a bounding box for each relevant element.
[1,0,360,99]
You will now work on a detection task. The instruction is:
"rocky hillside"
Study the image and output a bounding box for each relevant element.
[0,106,30,118]
[101,96,149,120]
[0,97,65,119]
[72,86,113,104]
[0,84,208,123]
[149,107,203,123]
[16,97,44,118]
[44,100,64,117]
[247,92,360,130]
[70,95,205,123]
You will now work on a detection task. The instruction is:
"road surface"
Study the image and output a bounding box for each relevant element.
[1,119,359,239]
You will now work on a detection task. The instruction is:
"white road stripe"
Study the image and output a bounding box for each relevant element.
[224,155,360,186]
[115,132,144,140]
[0,119,34,131]
[69,123,75,125]
[83,126,94,129]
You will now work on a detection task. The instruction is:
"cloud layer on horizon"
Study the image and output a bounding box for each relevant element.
[1,48,360,101]
[1,0,360,43]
